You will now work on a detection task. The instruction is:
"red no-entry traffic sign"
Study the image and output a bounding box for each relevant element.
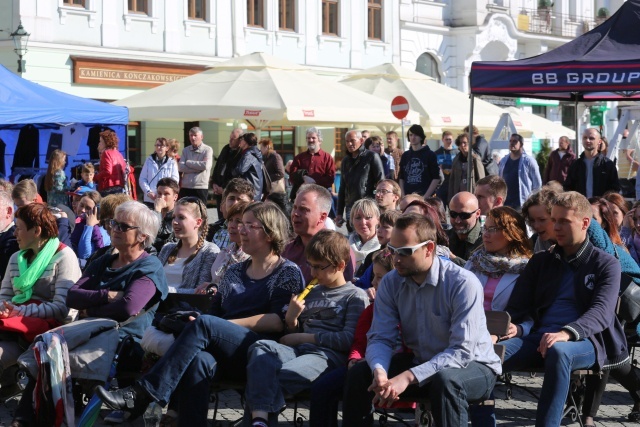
[391,96,410,120]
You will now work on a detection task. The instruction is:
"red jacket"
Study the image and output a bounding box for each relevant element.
[543,147,576,184]
[96,149,126,191]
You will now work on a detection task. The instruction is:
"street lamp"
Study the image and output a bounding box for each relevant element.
[10,22,30,74]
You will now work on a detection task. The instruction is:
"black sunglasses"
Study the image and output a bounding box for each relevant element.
[109,219,140,232]
[449,210,478,220]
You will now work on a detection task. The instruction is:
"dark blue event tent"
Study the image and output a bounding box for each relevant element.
[470,0,640,101]
[0,65,128,180]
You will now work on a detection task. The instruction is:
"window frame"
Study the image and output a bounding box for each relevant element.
[247,0,265,28]
[128,0,149,14]
[63,0,86,7]
[367,0,382,40]
[279,0,295,31]
[187,0,206,20]
[322,0,339,36]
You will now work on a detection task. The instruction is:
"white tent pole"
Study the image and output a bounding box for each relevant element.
[467,94,475,192]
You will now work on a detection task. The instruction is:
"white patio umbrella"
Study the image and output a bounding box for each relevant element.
[339,63,528,137]
[113,53,417,130]
[503,107,576,141]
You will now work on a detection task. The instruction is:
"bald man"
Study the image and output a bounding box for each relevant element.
[447,192,483,266]
[564,127,619,198]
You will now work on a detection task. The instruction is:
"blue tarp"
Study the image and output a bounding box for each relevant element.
[470,0,640,101]
[0,65,128,180]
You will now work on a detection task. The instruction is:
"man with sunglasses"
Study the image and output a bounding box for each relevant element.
[343,213,501,426]
[447,192,483,266]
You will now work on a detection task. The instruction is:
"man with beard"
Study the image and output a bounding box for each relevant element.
[447,192,482,266]
[498,133,541,209]
[564,128,620,197]
[288,127,336,202]
[342,213,501,427]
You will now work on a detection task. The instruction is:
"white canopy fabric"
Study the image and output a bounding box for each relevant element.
[503,107,576,141]
[113,53,416,129]
[339,63,531,137]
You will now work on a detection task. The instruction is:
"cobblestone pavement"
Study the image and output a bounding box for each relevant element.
[0,209,634,426]
[0,371,636,426]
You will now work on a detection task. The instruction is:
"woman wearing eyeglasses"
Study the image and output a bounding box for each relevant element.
[158,198,219,294]
[140,137,180,209]
[349,198,381,272]
[465,207,532,337]
[447,134,485,204]
[95,202,305,426]
[465,206,531,427]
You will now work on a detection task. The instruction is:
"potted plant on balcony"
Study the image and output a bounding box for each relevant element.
[538,0,553,28]
[597,7,610,23]
[538,0,553,10]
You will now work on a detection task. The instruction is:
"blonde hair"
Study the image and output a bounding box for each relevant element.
[552,191,592,221]
[245,202,291,255]
[167,197,208,265]
[350,198,380,220]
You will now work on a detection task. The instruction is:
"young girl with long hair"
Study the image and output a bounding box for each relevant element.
[158,197,219,293]
[45,149,68,207]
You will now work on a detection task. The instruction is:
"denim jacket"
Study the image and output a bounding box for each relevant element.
[498,150,542,206]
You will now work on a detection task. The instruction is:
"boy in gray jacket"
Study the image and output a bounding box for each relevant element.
[244,230,369,427]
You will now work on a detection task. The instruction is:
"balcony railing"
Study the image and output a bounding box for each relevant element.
[512,8,600,38]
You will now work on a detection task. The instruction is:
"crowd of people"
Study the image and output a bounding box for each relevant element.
[0,124,639,427]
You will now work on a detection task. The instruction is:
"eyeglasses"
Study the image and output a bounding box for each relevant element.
[482,226,504,235]
[374,189,394,196]
[387,240,432,257]
[306,262,333,270]
[155,143,166,148]
[109,219,140,232]
[179,197,206,219]
[238,222,265,232]
[449,210,478,220]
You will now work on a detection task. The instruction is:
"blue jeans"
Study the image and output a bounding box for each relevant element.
[138,315,262,427]
[501,333,596,427]
[342,353,496,426]
[244,340,334,419]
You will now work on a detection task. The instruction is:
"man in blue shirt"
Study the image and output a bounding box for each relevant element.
[498,133,541,209]
[342,213,501,426]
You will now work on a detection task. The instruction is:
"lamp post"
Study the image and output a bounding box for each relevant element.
[10,22,30,74]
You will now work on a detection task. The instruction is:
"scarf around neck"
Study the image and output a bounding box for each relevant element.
[468,248,529,279]
[13,238,60,304]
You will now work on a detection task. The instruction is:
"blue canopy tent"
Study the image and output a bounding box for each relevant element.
[0,64,128,183]
[465,0,640,187]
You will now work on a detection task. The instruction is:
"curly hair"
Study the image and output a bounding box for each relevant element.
[99,129,119,149]
[486,206,532,258]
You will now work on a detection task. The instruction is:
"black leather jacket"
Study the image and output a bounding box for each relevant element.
[564,152,620,197]
[337,145,384,215]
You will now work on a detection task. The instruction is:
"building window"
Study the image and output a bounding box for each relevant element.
[247,0,264,27]
[279,0,295,30]
[416,52,441,83]
[367,0,382,40]
[188,0,206,19]
[322,0,339,35]
[128,0,148,14]
[258,127,296,165]
[64,0,86,6]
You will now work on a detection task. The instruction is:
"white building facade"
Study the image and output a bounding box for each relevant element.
[0,0,625,165]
